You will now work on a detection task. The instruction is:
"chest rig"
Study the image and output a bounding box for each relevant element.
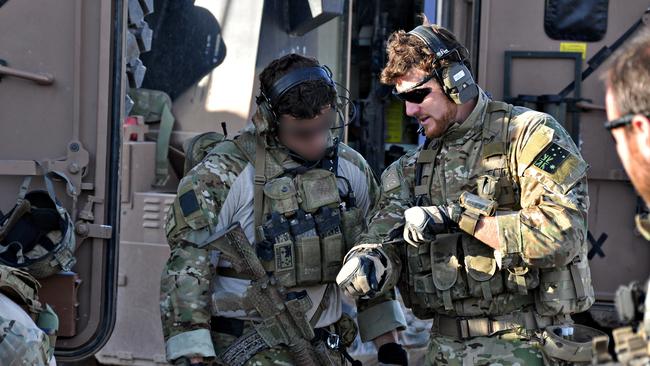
[399,101,593,320]
[244,133,366,288]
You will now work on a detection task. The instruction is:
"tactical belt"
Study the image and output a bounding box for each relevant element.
[432,310,553,340]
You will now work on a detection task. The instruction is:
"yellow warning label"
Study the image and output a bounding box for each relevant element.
[560,42,587,60]
[386,100,404,143]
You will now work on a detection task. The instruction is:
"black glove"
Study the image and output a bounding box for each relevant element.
[378,342,408,366]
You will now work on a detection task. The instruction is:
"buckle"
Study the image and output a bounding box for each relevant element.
[326,332,341,350]
[460,317,492,338]
[254,175,266,185]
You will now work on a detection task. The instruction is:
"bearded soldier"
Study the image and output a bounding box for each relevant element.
[337,21,595,365]
[595,29,650,366]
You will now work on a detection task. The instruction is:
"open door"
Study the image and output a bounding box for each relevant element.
[0,0,126,360]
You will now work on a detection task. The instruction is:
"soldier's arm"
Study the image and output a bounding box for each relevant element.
[476,114,589,268]
[353,154,416,342]
[160,153,245,362]
[357,157,406,348]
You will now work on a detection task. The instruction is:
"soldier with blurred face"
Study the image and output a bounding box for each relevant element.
[160,53,407,366]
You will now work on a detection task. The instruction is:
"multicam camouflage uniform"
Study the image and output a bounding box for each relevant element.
[354,88,594,365]
[160,125,406,365]
[0,264,56,366]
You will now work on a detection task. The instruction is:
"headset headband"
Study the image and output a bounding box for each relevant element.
[264,66,334,106]
[408,25,455,60]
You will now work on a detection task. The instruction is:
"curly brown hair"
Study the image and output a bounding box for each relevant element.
[380,21,470,85]
[259,54,337,119]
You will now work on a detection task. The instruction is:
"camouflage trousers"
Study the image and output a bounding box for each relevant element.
[424,331,549,366]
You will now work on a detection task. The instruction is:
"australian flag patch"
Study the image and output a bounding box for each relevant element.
[533,143,570,174]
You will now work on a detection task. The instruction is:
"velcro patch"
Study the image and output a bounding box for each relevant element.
[274,241,294,271]
[179,190,200,217]
[532,143,570,174]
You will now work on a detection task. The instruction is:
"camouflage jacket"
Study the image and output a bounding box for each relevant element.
[160,130,406,361]
[360,88,591,318]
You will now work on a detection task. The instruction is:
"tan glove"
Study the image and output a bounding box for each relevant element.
[403,205,461,246]
[336,252,386,298]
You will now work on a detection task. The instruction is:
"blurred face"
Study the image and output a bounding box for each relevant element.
[394,67,458,138]
[277,106,335,161]
[606,87,650,205]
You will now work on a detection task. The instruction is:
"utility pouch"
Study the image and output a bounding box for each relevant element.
[315,207,344,282]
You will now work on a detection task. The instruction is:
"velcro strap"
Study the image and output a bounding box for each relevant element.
[458,211,480,235]
[442,290,454,311]
[569,261,586,299]
[480,281,493,301]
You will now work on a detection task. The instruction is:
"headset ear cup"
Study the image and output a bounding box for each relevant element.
[259,101,273,124]
[441,62,478,104]
[257,99,277,132]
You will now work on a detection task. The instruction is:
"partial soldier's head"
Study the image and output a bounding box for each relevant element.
[603,29,650,205]
[256,54,338,161]
[381,19,476,138]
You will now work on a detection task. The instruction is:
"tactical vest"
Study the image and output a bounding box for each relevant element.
[232,133,366,288]
[398,101,594,320]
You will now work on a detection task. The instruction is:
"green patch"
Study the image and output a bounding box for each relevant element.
[533,143,570,174]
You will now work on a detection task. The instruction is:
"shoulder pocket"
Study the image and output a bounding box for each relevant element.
[520,125,588,193]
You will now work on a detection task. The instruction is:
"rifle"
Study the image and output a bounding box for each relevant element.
[195,222,332,366]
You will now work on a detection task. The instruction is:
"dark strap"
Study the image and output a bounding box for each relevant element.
[216,267,253,280]
[253,135,267,245]
[415,140,442,204]
[309,284,332,327]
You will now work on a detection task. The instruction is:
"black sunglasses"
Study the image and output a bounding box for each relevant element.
[392,74,436,104]
[604,113,650,131]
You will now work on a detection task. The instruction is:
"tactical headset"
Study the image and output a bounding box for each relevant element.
[407,25,478,104]
[256,65,339,131]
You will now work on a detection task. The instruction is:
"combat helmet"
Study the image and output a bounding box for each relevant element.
[0,172,76,278]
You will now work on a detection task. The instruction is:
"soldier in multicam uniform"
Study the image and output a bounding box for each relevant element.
[596,28,650,365]
[337,21,597,365]
[0,264,57,366]
[160,54,408,366]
